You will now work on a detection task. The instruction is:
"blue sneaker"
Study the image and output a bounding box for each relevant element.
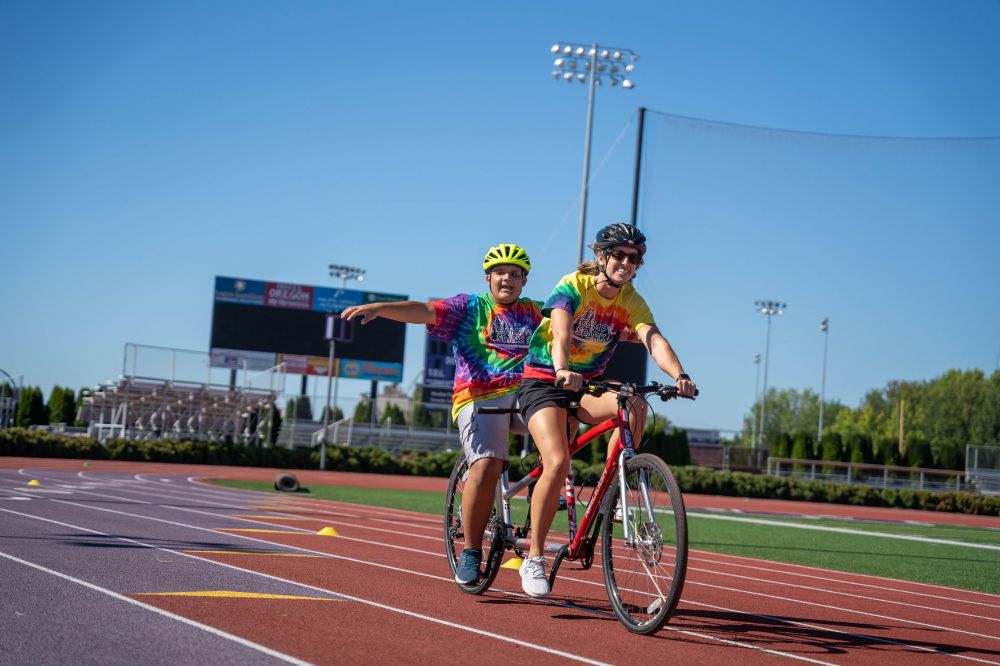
[455,549,482,585]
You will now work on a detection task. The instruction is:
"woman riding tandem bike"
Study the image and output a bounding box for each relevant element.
[515,223,697,597]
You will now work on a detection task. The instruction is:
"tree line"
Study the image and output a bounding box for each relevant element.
[739,369,1000,470]
[11,385,83,428]
[10,369,997,472]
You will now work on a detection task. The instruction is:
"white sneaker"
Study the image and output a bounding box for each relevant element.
[519,556,550,598]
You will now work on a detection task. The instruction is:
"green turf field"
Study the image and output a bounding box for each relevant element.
[210,479,1000,594]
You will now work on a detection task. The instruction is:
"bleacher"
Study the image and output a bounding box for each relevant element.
[285,417,461,453]
[78,376,279,444]
[966,445,1000,496]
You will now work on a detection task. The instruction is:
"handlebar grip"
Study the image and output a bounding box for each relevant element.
[555,377,566,388]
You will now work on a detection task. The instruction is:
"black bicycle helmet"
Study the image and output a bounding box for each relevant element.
[593,223,646,253]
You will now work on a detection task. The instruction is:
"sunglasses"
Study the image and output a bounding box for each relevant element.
[606,249,644,265]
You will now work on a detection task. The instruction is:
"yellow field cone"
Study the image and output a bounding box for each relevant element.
[501,556,523,570]
[27,480,41,486]
[316,526,339,536]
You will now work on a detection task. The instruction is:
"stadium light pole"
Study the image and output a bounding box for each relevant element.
[320,264,367,470]
[755,300,786,449]
[550,42,639,263]
[752,352,761,447]
[818,318,829,445]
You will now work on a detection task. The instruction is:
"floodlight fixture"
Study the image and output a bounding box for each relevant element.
[754,299,787,448]
[548,40,639,262]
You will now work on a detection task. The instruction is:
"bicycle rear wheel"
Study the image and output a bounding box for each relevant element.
[443,455,504,595]
[600,453,688,634]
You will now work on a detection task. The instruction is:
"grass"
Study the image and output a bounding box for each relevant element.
[208,479,1000,594]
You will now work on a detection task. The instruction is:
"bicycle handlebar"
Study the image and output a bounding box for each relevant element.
[555,377,698,401]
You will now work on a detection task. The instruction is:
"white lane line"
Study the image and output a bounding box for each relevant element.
[11,493,993,662]
[685,565,1000,623]
[0,549,313,666]
[689,547,1000,602]
[7,483,985,663]
[684,578,1000,643]
[680,598,1000,665]
[29,478,445,544]
[0,507,611,666]
[2,499,831,665]
[73,479,444,537]
[689,511,1000,551]
[689,553,1000,610]
[11,474,997,627]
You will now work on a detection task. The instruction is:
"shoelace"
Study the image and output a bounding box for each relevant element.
[525,558,546,578]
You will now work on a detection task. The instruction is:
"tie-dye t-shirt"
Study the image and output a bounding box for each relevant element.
[427,293,543,420]
[523,272,654,382]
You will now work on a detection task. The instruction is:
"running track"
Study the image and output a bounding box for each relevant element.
[1,458,998,665]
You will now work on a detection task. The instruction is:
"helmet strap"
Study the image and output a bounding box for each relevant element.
[598,252,631,289]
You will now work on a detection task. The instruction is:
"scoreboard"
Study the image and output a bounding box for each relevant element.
[209,276,407,382]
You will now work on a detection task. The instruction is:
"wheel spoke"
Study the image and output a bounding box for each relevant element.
[601,454,687,634]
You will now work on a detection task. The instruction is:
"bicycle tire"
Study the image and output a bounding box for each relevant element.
[600,453,688,634]
[443,455,504,595]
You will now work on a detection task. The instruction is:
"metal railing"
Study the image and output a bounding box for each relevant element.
[966,445,1000,496]
[767,457,968,493]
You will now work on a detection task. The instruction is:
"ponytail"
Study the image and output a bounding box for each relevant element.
[577,260,600,276]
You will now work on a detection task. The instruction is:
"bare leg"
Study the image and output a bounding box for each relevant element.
[525,406,571,559]
[579,393,648,460]
[461,457,505,550]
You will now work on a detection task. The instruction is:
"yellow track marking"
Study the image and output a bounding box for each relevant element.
[229,515,314,521]
[215,528,299,534]
[135,591,336,600]
[184,550,323,558]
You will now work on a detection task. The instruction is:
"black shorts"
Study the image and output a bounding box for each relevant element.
[516,377,584,425]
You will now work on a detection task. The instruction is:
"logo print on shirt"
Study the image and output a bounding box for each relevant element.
[489,316,531,349]
[573,308,616,343]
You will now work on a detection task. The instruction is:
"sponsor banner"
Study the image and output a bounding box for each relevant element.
[265,282,314,310]
[362,291,408,304]
[275,354,403,382]
[336,359,403,382]
[423,385,453,406]
[210,348,276,371]
[313,286,364,312]
[276,354,310,375]
[214,277,266,305]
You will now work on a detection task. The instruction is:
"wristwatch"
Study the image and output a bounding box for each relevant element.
[676,373,691,382]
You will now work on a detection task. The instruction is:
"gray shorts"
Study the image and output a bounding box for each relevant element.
[456,393,529,471]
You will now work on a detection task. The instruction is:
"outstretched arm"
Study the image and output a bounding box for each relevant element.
[341,301,436,325]
[636,324,697,397]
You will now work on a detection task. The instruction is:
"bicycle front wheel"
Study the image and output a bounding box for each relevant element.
[600,453,688,634]
[443,455,504,595]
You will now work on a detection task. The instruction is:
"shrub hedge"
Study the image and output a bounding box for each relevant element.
[2,428,997,516]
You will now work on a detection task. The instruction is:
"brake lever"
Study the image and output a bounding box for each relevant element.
[659,387,699,401]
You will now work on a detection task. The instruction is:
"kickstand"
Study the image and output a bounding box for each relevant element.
[548,544,569,592]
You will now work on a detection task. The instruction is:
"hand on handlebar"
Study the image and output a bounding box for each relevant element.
[675,376,697,399]
[554,369,583,392]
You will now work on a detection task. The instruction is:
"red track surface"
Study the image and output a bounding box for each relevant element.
[3,457,999,665]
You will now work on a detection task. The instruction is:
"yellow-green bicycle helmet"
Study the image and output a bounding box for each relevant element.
[483,243,531,274]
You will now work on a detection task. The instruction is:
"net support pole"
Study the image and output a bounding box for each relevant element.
[629,106,646,228]
[575,44,599,265]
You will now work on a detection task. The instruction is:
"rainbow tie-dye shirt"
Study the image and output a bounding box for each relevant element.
[524,272,654,381]
[427,293,543,420]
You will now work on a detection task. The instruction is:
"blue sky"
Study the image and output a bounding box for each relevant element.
[2,1,998,434]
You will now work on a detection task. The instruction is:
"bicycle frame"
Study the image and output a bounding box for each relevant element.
[494,387,643,562]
